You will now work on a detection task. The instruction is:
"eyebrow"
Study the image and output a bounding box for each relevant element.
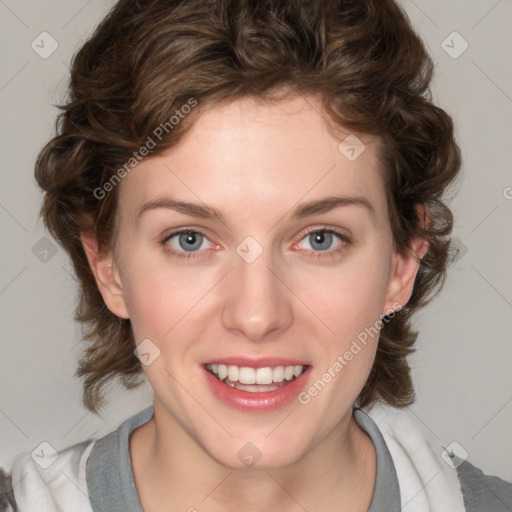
[137,195,375,223]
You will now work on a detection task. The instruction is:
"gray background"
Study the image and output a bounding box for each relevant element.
[0,0,511,482]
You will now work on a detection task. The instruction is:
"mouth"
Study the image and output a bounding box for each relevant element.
[202,362,311,410]
[205,363,308,392]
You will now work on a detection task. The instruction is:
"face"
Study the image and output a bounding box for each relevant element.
[88,94,423,469]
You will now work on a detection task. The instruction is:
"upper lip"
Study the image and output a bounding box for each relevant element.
[203,357,310,368]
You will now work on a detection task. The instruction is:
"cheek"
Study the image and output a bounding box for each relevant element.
[120,252,216,340]
[294,254,391,344]
[299,264,388,409]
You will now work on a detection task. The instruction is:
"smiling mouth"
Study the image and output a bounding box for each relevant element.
[205,363,308,393]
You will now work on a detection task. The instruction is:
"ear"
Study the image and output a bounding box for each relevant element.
[81,231,130,319]
[383,204,430,315]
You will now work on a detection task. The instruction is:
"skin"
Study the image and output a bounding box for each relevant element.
[82,93,428,511]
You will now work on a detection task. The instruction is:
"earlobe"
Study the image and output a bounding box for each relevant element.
[383,236,429,315]
[80,231,130,319]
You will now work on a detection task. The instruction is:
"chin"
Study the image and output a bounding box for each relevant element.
[203,432,309,471]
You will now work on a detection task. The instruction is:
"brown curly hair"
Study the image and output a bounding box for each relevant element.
[35,0,461,413]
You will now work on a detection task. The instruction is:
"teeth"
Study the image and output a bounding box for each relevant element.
[206,364,306,384]
[272,366,284,382]
[256,367,273,385]
[217,364,228,380]
[239,366,256,384]
[227,365,239,382]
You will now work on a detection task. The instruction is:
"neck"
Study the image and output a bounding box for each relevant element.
[130,401,376,512]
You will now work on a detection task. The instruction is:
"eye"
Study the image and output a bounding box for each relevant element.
[294,228,350,259]
[161,229,216,259]
[161,227,351,261]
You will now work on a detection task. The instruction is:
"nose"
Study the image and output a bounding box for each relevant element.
[221,243,293,343]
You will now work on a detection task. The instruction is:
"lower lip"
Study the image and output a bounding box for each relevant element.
[203,366,311,411]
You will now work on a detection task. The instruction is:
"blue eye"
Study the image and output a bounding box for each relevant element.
[307,231,335,251]
[175,231,204,251]
[162,230,213,259]
[161,227,350,261]
[296,229,349,257]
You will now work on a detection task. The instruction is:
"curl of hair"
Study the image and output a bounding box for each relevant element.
[35,0,461,413]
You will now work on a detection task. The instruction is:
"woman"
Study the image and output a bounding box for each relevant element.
[1,0,510,510]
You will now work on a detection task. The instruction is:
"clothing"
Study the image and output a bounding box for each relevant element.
[1,403,511,511]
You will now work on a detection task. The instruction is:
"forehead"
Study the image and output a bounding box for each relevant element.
[118,95,387,225]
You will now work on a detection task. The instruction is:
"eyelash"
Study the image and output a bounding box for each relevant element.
[161,227,351,261]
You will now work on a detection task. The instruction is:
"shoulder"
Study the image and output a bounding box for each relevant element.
[359,402,512,511]
[0,406,153,512]
[0,439,96,512]
[455,457,512,512]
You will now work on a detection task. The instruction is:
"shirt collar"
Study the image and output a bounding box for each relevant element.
[86,405,400,511]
